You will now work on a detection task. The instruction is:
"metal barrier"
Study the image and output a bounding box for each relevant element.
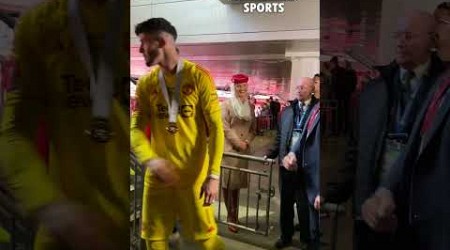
[218,152,276,236]
[0,184,33,250]
[129,151,277,248]
[130,153,144,250]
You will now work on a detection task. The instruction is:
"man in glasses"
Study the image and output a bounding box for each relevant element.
[357,10,444,249]
[364,3,450,250]
[323,10,444,250]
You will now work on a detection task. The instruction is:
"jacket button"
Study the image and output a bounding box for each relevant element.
[413,214,420,220]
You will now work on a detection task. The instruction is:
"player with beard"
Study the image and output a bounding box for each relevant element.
[131,18,225,250]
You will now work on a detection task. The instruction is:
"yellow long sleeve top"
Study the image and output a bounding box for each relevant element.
[131,60,224,188]
[0,1,130,242]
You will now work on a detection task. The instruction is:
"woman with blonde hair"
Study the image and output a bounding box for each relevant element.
[221,74,256,233]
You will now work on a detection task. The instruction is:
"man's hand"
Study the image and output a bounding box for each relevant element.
[144,158,180,187]
[38,202,120,250]
[282,152,297,171]
[314,195,322,210]
[362,195,379,229]
[375,188,396,218]
[362,188,397,232]
[238,140,249,152]
[200,177,219,206]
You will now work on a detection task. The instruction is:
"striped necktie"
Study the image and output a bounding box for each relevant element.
[420,79,450,135]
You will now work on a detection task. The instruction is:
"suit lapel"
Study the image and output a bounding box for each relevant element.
[285,106,294,150]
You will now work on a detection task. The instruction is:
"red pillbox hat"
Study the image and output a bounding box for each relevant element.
[231,74,249,84]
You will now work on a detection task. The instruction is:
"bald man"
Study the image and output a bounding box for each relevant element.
[282,74,322,250]
[364,5,450,250]
[355,10,445,249]
[266,78,318,249]
[320,10,445,250]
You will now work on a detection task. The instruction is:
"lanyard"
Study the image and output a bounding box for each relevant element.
[395,76,426,134]
[158,60,184,124]
[67,0,122,120]
[295,104,306,130]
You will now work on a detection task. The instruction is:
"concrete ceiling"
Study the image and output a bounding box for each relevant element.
[130,40,306,97]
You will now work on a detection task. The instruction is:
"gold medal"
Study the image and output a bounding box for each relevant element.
[85,117,113,143]
[166,122,179,134]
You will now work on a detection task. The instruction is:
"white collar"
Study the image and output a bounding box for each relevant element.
[299,98,312,108]
[400,59,431,82]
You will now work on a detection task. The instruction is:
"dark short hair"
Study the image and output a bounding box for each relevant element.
[135,18,178,40]
[437,2,450,10]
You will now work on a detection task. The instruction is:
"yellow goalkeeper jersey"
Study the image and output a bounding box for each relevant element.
[131,60,224,188]
[0,0,129,243]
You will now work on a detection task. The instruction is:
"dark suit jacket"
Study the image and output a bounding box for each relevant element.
[266,98,318,164]
[292,102,320,205]
[325,55,444,217]
[382,68,450,250]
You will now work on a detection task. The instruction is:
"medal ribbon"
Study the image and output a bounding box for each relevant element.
[158,60,184,125]
[67,0,122,120]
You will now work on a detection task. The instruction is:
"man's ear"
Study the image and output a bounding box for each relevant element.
[157,37,166,48]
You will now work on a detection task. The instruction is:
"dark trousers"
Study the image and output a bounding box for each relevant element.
[279,167,311,242]
[354,220,399,250]
[308,203,320,245]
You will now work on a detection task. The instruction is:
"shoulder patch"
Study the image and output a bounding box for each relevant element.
[182,84,195,96]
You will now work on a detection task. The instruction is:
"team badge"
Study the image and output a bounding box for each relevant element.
[182,84,194,96]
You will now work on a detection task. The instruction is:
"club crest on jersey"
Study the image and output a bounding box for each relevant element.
[156,104,169,119]
[180,105,194,118]
[149,86,159,97]
[62,74,91,108]
[182,84,194,96]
